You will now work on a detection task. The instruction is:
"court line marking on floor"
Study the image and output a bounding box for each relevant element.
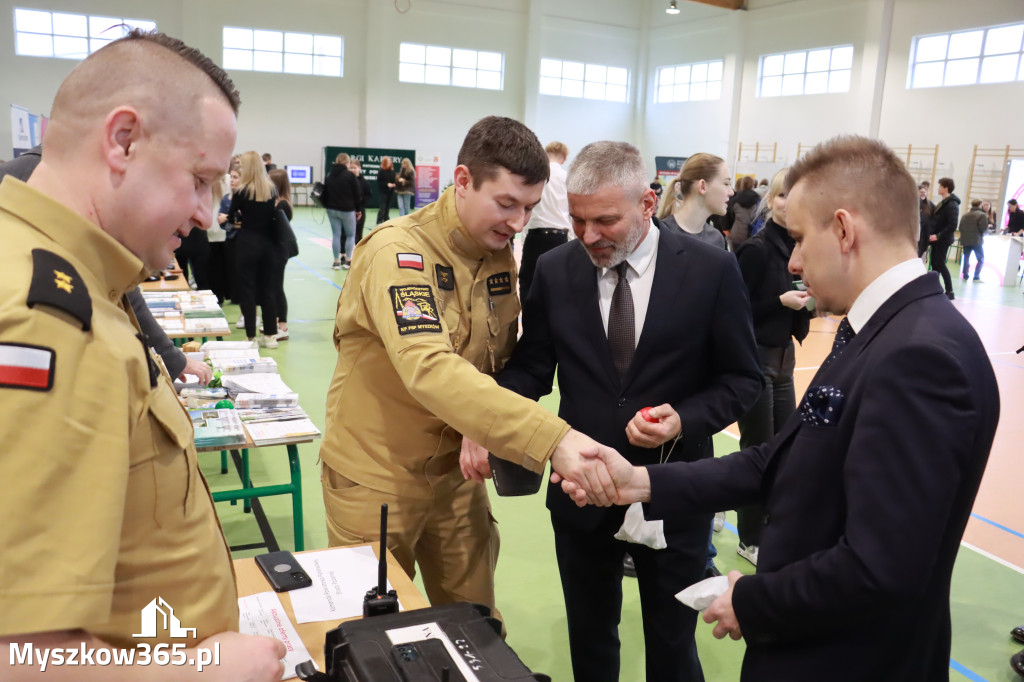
[970,512,1024,542]
[949,657,989,682]
[960,541,1024,575]
[291,260,343,291]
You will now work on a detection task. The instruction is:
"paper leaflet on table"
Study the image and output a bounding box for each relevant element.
[237,591,317,681]
[221,372,295,394]
[289,546,404,624]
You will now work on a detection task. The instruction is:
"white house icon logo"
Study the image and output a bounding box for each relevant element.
[133,597,197,638]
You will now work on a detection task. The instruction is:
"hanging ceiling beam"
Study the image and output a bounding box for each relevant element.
[684,0,746,9]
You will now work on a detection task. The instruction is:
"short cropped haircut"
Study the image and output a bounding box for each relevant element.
[737,175,757,192]
[457,116,549,188]
[1009,199,1018,206]
[119,29,239,113]
[971,199,982,208]
[567,141,647,199]
[785,136,918,246]
[938,177,955,192]
[545,141,569,158]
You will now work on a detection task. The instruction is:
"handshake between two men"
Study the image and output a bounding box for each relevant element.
[459,402,745,641]
[459,403,678,509]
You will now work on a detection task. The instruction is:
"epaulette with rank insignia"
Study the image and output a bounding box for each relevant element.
[27,249,92,331]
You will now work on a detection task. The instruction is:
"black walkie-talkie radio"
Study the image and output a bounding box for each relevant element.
[363,503,399,618]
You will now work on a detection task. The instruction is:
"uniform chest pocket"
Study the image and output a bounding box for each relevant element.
[127,385,196,526]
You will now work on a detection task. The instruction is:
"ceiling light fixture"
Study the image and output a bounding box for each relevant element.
[666,0,680,14]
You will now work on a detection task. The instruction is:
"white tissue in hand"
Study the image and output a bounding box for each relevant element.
[613,501,667,550]
[676,575,729,611]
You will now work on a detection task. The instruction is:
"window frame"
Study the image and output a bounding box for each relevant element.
[538,57,629,103]
[398,42,504,91]
[14,7,155,60]
[654,59,725,104]
[908,21,1024,89]
[756,44,854,98]
[221,25,344,77]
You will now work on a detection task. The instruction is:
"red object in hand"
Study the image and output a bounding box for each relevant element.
[640,407,660,423]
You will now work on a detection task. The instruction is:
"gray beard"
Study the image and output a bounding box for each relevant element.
[584,215,647,268]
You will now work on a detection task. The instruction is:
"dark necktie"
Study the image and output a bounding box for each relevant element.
[608,261,635,379]
[821,317,855,370]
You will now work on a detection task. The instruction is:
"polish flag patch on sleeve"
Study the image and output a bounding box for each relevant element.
[396,253,424,270]
[0,343,55,391]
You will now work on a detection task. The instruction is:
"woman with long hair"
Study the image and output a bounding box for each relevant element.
[655,153,731,250]
[733,168,813,567]
[268,169,292,340]
[376,156,397,224]
[228,151,280,348]
[396,157,416,216]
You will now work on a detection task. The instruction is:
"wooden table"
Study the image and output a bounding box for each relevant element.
[233,546,429,671]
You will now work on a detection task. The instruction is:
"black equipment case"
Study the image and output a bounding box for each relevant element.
[296,602,549,682]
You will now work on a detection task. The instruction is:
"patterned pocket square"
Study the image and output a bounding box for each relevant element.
[800,385,845,426]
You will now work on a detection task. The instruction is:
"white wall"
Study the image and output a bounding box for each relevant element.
[1,0,1023,193]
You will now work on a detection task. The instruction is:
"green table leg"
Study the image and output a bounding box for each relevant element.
[220,450,228,474]
[242,448,251,513]
[287,444,304,551]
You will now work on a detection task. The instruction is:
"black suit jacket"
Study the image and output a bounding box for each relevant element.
[646,273,999,681]
[498,221,763,533]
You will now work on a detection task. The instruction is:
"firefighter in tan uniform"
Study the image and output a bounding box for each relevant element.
[321,116,621,620]
[0,31,283,682]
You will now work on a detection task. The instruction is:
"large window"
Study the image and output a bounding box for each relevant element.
[222,27,343,77]
[14,8,155,59]
[909,22,1024,88]
[398,43,503,90]
[655,60,723,103]
[757,45,853,97]
[539,58,628,103]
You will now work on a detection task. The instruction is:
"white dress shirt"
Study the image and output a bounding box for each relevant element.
[845,257,927,333]
[524,161,571,231]
[597,223,659,347]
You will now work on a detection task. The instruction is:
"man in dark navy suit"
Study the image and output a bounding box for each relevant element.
[565,136,1000,682]
[465,141,762,681]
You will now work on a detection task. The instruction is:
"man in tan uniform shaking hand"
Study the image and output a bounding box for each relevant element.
[0,31,284,681]
[321,116,618,620]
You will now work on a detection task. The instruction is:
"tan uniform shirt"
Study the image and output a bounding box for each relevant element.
[321,187,570,499]
[0,178,237,648]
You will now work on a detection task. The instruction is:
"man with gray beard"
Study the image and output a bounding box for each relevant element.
[465,141,762,681]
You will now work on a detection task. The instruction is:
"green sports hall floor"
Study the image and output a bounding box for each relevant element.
[204,206,1024,681]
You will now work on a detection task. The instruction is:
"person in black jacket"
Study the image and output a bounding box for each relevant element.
[229,151,281,346]
[376,156,397,225]
[323,153,362,269]
[917,185,934,258]
[349,158,372,243]
[728,175,762,251]
[733,168,813,568]
[929,177,960,300]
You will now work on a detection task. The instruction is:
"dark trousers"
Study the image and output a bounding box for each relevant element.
[175,239,210,291]
[962,243,984,279]
[224,236,238,303]
[235,232,279,338]
[736,342,796,547]
[376,192,394,225]
[519,228,569,301]
[552,513,708,682]
[930,241,953,293]
[208,241,229,304]
[275,252,288,324]
[355,208,367,244]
